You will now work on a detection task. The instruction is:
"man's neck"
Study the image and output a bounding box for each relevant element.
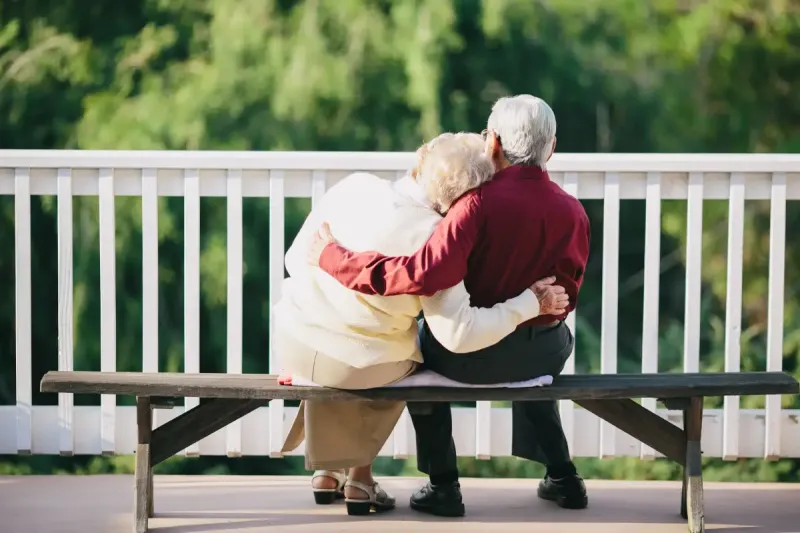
[496,157,512,171]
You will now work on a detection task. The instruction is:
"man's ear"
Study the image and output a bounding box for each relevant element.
[546,137,557,163]
[485,132,503,167]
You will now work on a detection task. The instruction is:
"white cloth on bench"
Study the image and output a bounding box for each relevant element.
[286,369,553,389]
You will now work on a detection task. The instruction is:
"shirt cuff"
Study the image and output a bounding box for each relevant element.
[318,242,346,277]
[512,289,541,321]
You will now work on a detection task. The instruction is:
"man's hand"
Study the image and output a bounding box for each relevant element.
[529,276,570,315]
[307,222,338,267]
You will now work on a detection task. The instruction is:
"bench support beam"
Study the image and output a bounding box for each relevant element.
[575,398,687,465]
[150,398,265,466]
[682,397,705,533]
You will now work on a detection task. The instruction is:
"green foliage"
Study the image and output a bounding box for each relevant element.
[1,0,799,480]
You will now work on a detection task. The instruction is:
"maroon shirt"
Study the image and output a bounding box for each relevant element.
[318,164,591,326]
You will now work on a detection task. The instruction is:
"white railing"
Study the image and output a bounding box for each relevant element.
[1,150,799,461]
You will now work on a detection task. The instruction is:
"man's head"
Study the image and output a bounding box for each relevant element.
[484,94,557,170]
[411,132,495,213]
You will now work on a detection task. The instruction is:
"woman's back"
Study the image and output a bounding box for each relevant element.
[275,172,441,368]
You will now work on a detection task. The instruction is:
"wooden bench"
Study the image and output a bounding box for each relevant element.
[40,370,798,533]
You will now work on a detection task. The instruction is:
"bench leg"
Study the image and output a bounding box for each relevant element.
[134,397,152,533]
[147,457,154,518]
[682,397,704,533]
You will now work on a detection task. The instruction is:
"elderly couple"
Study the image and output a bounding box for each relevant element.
[273,94,591,517]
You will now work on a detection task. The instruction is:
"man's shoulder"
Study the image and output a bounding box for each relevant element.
[447,187,485,216]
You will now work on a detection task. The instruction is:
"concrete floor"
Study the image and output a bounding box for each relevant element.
[1,475,799,533]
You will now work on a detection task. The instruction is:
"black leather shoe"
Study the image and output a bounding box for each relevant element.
[409,481,466,517]
[537,474,588,509]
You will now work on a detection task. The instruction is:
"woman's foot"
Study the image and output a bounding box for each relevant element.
[311,470,346,504]
[344,465,395,515]
[344,480,396,515]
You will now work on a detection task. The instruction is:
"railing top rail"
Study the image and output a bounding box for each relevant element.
[1,150,800,172]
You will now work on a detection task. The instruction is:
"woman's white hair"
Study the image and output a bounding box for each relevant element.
[487,94,556,168]
[412,132,494,213]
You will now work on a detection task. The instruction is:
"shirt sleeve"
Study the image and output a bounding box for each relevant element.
[318,193,484,297]
[420,283,540,354]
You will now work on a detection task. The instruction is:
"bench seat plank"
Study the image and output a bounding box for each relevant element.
[40,370,798,401]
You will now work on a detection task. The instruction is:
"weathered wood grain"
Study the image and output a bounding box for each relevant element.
[40,371,799,401]
[685,397,705,533]
[576,399,687,465]
[134,397,151,533]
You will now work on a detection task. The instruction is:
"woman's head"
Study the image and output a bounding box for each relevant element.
[411,132,495,213]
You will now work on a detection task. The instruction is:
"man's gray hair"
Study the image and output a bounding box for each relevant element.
[487,94,557,168]
[414,132,494,213]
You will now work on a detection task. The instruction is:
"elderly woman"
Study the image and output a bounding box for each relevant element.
[273,132,568,515]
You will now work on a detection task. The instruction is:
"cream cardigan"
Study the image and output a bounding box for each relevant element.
[274,172,541,369]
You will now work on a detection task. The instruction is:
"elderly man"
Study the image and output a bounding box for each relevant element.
[308,95,591,515]
[275,131,570,515]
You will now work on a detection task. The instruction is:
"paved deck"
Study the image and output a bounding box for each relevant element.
[1,475,798,533]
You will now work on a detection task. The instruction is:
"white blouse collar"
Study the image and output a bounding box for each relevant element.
[393,173,434,209]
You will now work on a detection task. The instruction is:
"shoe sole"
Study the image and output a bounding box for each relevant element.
[410,500,466,517]
[313,491,344,505]
[345,499,396,516]
[537,488,588,510]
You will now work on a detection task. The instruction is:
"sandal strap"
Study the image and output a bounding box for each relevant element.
[312,470,347,490]
[344,480,375,496]
[345,480,391,503]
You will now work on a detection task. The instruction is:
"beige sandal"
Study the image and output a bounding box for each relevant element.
[312,470,347,504]
[344,480,396,515]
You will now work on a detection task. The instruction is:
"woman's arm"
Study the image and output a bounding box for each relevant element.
[420,277,568,354]
[420,282,540,354]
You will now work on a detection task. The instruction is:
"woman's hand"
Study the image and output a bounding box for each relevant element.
[529,276,570,315]
[307,222,337,266]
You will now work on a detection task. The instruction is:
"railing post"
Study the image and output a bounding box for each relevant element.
[268,170,286,457]
[183,169,201,456]
[765,172,787,460]
[226,169,244,457]
[99,167,117,455]
[57,167,74,455]
[722,173,745,461]
[599,172,620,458]
[640,172,662,460]
[14,167,32,455]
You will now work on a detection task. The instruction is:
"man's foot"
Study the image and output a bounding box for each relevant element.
[537,474,588,509]
[409,482,465,517]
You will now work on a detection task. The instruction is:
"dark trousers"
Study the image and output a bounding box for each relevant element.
[410,320,574,478]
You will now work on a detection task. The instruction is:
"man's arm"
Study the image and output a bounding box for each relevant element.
[317,193,484,297]
[420,277,567,354]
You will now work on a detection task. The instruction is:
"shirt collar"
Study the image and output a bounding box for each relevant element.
[393,174,434,209]
[493,164,551,182]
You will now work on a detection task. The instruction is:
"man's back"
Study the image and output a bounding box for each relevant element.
[463,165,590,324]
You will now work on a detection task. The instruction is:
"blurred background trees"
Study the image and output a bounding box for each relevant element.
[1,0,799,480]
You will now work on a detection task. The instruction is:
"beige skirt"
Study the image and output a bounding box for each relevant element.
[277,331,417,470]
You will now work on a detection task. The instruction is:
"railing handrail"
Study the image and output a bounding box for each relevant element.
[2,150,800,172]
